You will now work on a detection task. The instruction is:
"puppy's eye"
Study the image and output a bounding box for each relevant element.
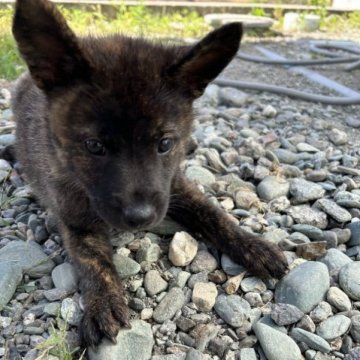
[158,138,174,154]
[85,139,106,156]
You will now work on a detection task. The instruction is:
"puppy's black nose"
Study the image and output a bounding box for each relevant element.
[122,204,156,228]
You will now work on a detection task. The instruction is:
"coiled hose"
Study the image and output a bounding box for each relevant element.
[213,40,360,105]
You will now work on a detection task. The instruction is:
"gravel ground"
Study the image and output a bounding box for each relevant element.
[1,33,360,360]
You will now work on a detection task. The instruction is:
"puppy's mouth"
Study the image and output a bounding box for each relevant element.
[91,199,169,231]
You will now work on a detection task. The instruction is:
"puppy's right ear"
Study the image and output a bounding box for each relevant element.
[13,0,92,91]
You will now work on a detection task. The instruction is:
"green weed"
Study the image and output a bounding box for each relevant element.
[35,317,84,360]
[307,0,330,23]
[250,7,267,17]
[0,7,25,79]
[324,11,360,31]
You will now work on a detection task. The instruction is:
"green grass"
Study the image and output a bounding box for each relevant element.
[0,6,24,79]
[35,317,84,360]
[323,11,360,31]
[0,4,209,80]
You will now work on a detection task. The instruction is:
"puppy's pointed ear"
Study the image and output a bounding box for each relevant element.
[167,22,242,98]
[12,0,92,91]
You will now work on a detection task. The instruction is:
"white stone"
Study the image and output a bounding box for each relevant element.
[192,282,218,311]
[262,104,277,117]
[168,231,198,267]
[140,308,153,320]
[0,316,11,329]
[327,287,351,311]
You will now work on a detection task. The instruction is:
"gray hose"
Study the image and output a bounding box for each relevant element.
[213,79,360,105]
[346,59,360,71]
[215,41,360,105]
[309,41,360,57]
[237,52,360,66]
[237,41,360,66]
[309,41,360,71]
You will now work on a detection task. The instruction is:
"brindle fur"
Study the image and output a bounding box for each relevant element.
[11,0,288,347]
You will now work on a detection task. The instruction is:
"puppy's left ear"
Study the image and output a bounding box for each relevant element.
[167,22,242,98]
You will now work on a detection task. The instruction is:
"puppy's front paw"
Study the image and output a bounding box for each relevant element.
[81,289,130,347]
[245,237,288,279]
[225,231,288,279]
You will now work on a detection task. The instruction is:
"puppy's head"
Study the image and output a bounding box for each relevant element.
[13,0,242,230]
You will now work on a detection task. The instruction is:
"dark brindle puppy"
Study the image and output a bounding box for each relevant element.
[11,0,287,347]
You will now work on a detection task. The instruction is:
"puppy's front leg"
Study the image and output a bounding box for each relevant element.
[169,175,288,279]
[59,223,130,347]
